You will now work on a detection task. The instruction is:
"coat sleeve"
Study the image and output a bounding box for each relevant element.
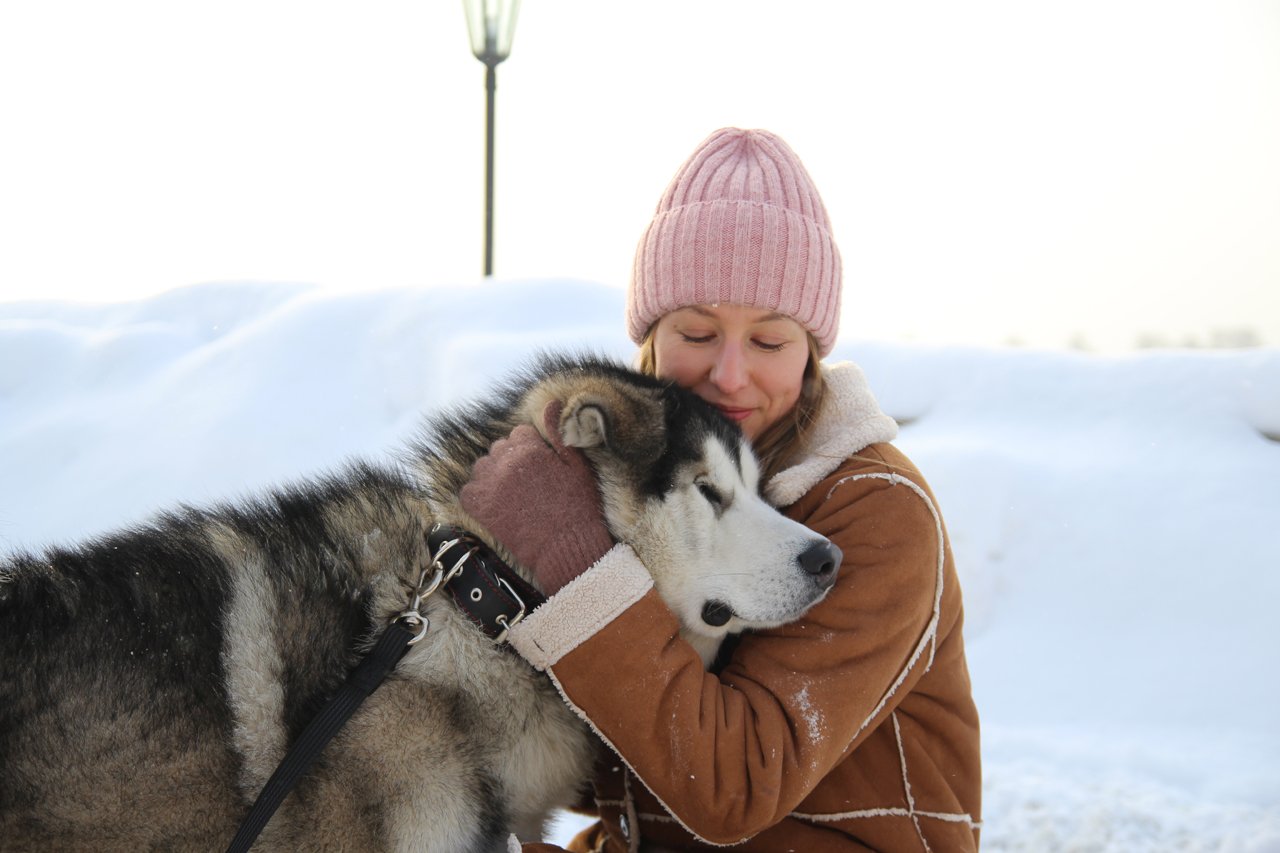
[506,461,948,844]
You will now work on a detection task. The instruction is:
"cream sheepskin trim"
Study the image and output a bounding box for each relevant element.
[507,544,653,670]
[764,361,898,508]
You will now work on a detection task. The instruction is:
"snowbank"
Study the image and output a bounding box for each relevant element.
[2,279,1277,850]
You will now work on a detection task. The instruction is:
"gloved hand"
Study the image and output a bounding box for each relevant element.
[460,402,615,594]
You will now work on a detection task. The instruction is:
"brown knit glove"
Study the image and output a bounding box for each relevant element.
[460,403,615,594]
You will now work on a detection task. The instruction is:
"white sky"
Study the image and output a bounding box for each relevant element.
[2,0,1278,351]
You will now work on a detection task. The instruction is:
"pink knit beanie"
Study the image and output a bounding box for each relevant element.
[627,128,842,357]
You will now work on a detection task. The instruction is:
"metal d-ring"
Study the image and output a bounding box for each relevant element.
[413,541,476,609]
[396,610,430,644]
[413,565,446,609]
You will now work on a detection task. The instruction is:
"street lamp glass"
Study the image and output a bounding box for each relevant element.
[463,0,520,65]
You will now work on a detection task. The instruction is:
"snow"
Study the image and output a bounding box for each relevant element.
[2,278,1278,850]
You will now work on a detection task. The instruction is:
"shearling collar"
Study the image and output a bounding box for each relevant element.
[763,361,899,508]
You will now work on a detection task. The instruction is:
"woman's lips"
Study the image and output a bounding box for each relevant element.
[716,406,753,423]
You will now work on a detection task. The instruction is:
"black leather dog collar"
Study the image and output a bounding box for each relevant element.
[426,524,546,643]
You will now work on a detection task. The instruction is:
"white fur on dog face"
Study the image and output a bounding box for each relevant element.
[622,436,836,642]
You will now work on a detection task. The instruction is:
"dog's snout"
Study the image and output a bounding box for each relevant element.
[798,541,842,588]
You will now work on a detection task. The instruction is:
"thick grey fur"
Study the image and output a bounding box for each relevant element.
[0,353,746,852]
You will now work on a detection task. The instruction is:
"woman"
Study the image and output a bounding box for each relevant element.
[462,128,982,851]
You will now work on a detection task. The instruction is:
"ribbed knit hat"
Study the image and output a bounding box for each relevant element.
[627,128,842,357]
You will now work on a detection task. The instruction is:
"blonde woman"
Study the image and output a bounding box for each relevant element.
[463,128,982,851]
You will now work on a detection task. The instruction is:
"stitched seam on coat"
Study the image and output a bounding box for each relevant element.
[542,669,744,848]
[604,794,984,834]
[893,711,932,853]
[594,800,681,824]
[792,807,981,828]
[824,472,946,747]
[623,803,981,834]
[623,805,981,830]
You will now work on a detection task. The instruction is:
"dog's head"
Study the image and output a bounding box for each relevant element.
[523,359,841,648]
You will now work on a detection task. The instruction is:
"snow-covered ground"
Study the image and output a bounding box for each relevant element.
[2,279,1278,851]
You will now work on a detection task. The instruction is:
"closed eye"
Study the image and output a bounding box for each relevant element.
[697,482,724,508]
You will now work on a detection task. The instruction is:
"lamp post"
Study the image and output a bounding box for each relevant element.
[463,0,520,278]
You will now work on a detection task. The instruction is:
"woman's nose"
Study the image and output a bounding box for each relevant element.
[710,345,749,394]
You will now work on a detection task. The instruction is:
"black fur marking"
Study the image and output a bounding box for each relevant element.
[0,460,431,844]
[646,379,744,500]
[473,774,511,851]
[410,351,745,505]
[210,464,416,741]
[0,515,239,839]
[1,519,233,717]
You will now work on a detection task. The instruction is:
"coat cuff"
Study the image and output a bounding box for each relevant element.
[507,544,652,670]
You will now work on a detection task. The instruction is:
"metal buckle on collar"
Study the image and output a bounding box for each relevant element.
[415,524,545,646]
[491,575,527,645]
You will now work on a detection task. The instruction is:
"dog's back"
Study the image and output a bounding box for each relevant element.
[1,515,245,849]
[0,461,583,851]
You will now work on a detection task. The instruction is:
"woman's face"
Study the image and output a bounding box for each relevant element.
[652,304,810,441]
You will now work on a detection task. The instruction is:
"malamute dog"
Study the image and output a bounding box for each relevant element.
[0,353,841,851]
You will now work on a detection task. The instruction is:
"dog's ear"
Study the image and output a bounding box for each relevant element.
[559,383,666,468]
[560,400,608,448]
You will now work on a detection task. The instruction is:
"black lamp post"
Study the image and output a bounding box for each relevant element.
[463,0,520,278]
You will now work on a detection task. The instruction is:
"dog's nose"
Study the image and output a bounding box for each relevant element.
[798,541,842,589]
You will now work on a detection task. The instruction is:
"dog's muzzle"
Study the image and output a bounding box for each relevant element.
[699,541,843,628]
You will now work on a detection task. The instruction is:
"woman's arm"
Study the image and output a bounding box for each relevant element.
[507,457,947,843]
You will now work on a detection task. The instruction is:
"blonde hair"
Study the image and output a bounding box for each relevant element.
[635,330,828,483]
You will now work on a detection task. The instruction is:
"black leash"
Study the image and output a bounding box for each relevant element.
[223,619,417,853]
[223,526,541,852]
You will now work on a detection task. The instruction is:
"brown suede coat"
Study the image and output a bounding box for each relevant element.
[509,363,981,851]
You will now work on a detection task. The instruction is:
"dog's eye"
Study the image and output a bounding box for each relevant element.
[696,482,723,508]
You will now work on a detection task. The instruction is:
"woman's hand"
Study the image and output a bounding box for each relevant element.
[460,403,615,594]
